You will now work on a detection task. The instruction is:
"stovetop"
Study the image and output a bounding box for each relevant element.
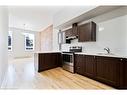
[62,46,82,53]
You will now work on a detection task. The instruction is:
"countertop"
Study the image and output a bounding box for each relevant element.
[34,51,127,58]
[75,52,127,58]
[34,51,61,53]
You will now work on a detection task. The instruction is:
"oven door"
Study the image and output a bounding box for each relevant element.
[62,53,74,73]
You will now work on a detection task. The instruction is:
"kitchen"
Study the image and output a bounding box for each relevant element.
[34,6,127,89]
[0,0,126,94]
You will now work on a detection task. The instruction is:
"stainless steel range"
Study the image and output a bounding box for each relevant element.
[62,46,82,73]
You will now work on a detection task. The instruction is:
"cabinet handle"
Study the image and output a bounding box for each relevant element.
[120,59,123,61]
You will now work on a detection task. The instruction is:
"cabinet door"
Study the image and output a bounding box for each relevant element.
[38,54,45,72]
[84,55,96,78]
[50,53,56,68]
[78,21,96,42]
[65,28,73,37]
[44,53,53,70]
[38,53,62,72]
[96,56,121,87]
[122,59,127,88]
[51,53,61,68]
[57,53,62,67]
[75,54,85,75]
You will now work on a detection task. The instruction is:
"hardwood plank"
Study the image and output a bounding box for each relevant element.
[4,58,113,89]
[40,67,113,89]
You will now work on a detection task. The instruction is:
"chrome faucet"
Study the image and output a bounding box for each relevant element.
[104,47,110,54]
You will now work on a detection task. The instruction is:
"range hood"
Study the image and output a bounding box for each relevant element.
[66,23,78,40]
[66,35,78,40]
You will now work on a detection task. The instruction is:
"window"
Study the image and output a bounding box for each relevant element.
[8,31,12,51]
[24,33,34,51]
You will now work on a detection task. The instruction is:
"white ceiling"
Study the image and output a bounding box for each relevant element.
[9,6,97,32]
[9,6,65,31]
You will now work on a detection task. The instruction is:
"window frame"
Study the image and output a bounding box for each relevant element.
[24,33,34,51]
[8,31,12,51]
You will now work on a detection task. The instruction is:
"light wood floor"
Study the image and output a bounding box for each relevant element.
[40,68,113,89]
[3,58,113,89]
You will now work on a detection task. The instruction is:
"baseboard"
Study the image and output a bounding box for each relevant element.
[0,70,8,88]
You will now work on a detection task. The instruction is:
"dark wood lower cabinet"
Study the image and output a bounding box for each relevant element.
[75,54,96,78]
[96,56,121,87]
[84,55,96,78]
[121,59,127,89]
[74,54,84,75]
[36,53,127,89]
[37,53,62,72]
[38,54,45,71]
[75,54,127,89]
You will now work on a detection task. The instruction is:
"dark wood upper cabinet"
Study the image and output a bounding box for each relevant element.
[78,21,96,42]
[64,23,78,38]
[65,28,73,37]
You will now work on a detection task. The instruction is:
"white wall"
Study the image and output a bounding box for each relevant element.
[35,32,41,52]
[53,6,96,51]
[53,7,127,56]
[8,27,36,58]
[0,7,8,86]
[53,28,59,51]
